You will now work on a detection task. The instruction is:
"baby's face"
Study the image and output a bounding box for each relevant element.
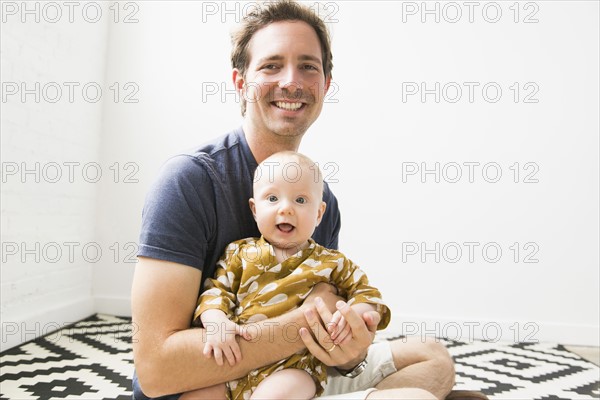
[250,157,325,252]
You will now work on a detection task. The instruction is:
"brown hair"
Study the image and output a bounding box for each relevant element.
[231,0,333,115]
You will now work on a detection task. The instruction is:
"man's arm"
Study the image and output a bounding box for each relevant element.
[132,257,307,397]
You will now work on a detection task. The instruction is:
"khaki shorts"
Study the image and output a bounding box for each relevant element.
[319,341,397,399]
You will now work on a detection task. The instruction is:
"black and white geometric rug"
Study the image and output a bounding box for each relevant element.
[1,314,598,399]
[443,339,599,399]
[1,315,133,400]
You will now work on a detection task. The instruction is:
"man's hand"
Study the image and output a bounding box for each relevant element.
[200,309,252,367]
[299,299,380,370]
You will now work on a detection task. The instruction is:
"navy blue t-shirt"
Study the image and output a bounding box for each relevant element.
[138,127,341,292]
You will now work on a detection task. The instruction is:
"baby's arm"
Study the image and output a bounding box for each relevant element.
[328,254,392,344]
[194,241,251,366]
[200,308,252,367]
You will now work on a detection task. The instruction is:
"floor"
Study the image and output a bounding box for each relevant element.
[565,345,600,366]
[1,314,599,399]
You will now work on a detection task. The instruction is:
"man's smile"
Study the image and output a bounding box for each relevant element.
[273,101,305,111]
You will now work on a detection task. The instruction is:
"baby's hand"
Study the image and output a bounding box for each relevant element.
[201,310,251,366]
[329,303,378,344]
[328,310,350,344]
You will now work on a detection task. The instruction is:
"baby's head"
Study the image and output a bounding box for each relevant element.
[249,151,326,252]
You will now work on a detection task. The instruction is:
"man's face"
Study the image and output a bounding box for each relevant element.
[236,20,331,138]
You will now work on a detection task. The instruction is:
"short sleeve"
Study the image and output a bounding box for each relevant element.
[332,256,391,330]
[193,241,245,323]
[137,155,216,270]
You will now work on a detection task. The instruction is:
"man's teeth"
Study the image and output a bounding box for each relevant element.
[275,101,302,111]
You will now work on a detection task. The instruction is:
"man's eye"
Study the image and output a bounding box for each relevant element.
[303,64,318,71]
[296,197,306,204]
[263,64,278,70]
[268,195,278,202]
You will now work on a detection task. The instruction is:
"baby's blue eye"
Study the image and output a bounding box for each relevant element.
[296,197,306,204]
[268,195,278,202]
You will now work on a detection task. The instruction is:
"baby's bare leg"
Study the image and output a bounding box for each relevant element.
[179,383,228,400]
[250,368,316,400]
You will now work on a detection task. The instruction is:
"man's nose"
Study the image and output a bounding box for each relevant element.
[278,67,303,98]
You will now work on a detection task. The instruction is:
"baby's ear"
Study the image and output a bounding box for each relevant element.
[316,201,327,226]
[249,198,257,220]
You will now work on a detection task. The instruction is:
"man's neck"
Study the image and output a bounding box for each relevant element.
[242,122,304,164]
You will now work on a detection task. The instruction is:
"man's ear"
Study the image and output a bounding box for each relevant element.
[249,198,257,220]
[233,68,245,93]
[324,75,332,93]
[315,201,327,226]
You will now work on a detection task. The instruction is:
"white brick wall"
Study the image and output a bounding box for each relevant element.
[1,3,109,351]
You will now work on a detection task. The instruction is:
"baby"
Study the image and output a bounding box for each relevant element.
[182,151,390,400]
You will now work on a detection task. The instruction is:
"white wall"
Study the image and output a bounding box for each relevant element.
[1,2,109,351]
[2,1,598,348]
[305,1,600,346]
[92,2,242,315]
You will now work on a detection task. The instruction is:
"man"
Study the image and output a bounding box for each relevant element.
[132,1,487,399]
